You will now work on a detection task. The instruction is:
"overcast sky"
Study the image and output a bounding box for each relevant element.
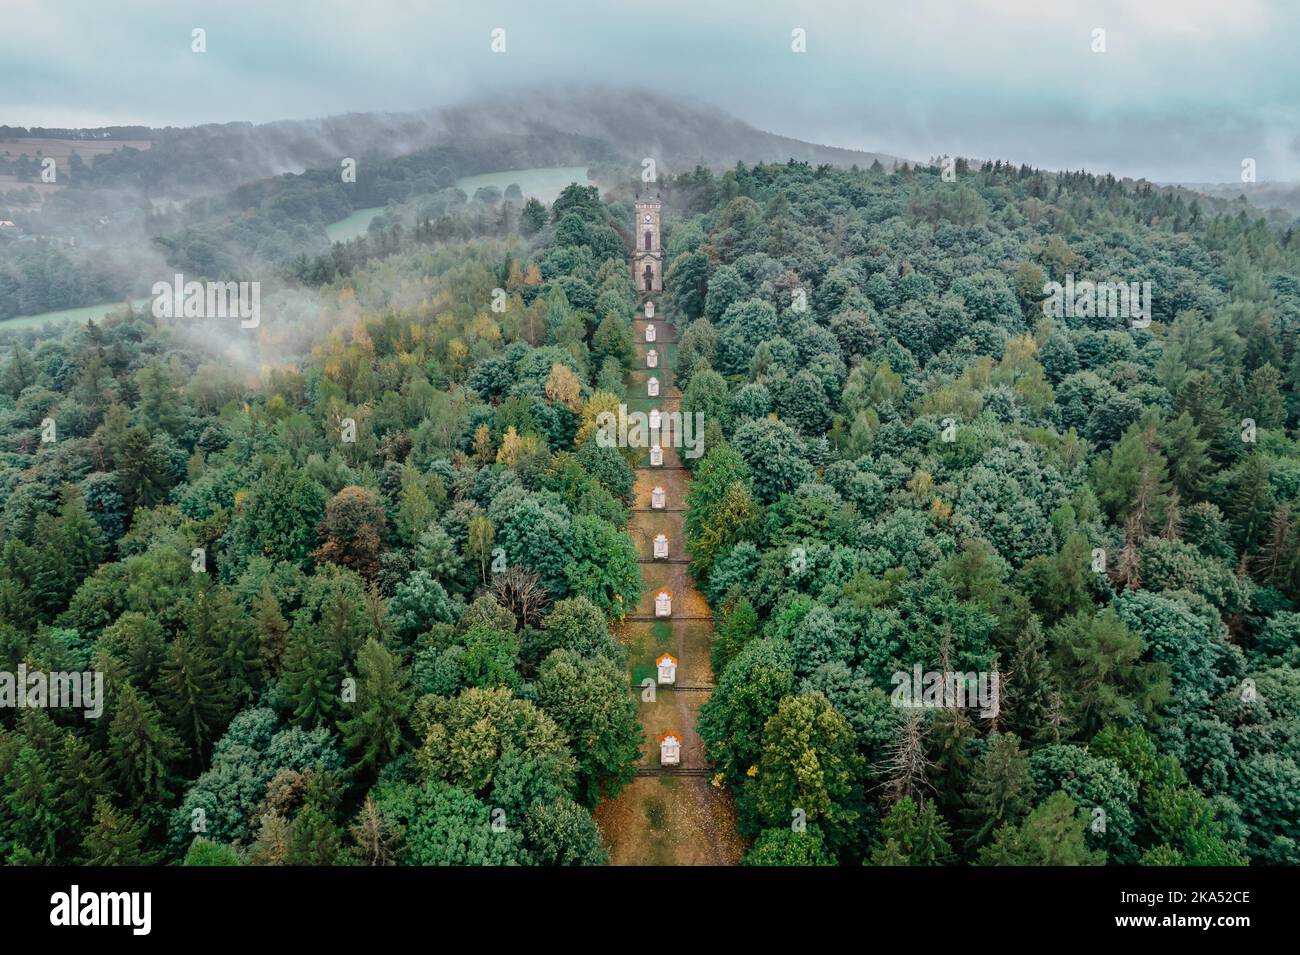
[3,0,1298,183]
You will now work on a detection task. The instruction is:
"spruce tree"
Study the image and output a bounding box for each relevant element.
[348,795,404,866]
[109,683,181,809]
[55,732,112,848]
[963,732,1032,847]
[341,639,411,774]
[160,634,233,764]
[870,796,954,866]
[3,745,60,863]
[1004,616,1060,742]
[280,626,343,729]
[713,597,759,676]
[977,791,1103,865]
[81,797,158,865]
[253,581,290,677]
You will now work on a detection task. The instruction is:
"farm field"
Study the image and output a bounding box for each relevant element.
[324,206,386,242]
[323,166,592,240]
[0,136,152,182]
[0,298,146,331]
[455,165,590,204]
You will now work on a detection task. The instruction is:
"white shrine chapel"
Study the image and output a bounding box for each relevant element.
[653,532,669,559]
[654,589,673,617]
[656,653,678,685]
[659,732,681,766]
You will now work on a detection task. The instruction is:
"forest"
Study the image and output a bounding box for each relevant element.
[1,150,1298,866]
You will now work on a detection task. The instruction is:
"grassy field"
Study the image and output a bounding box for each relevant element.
[9,163,597,326]
[323,165,592,241]
[0,137,153,182]
[324,205,387,242]
[455,165,590,204]
[1,298,145,331]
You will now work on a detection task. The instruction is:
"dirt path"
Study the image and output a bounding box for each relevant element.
[593,303,745,866]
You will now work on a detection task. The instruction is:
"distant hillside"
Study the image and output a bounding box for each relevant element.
[7,88,902,197]
[433,88,903,171]
[1174,181,1300,223]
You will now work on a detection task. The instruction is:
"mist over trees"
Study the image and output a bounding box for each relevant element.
[1,116,1299,867]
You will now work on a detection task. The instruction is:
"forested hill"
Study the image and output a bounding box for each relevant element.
[0,90,904,322]
[5,92,1294,325]
[432,89,904,171]
[4,89,902,197]
[1,154,1299,866]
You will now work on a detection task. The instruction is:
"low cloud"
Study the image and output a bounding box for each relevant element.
[2,0,1298,182]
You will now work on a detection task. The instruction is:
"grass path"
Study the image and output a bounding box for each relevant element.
[592,300,745,866]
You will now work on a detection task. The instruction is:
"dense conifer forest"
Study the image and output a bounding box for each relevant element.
[1,154,1298,868]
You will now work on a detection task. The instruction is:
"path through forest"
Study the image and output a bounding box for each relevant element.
[593,302,745,865]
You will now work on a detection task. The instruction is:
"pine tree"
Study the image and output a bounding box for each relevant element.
[1255,503,1291,583]
[321,584,368,661]
[253,581,290,677]
[55,732,112,848]
[1003,616,1060,742]
[1228,452,1276,555]
[80,797,158,865]
[248,812,293,866]
[868,837,909,866]
[977,791,1103,865]
[1275,511,1300,600]
[1050,608,1168,735]
[1176,371,1234,463]
[280,626,343,729]
[1162,490,1183,541]
[929,705,976,814]
[136,360,186,436]
[189,583,261,701]
[160,635,233,764]
[1094,413,1169,529]
[963,732,1031,847]
[879,711,931,805]
[287,773,344,865]
[341,639,411,774]
[3,744,60,862]
[108,683,181,809]
[1160,411,1209,498]
[1113,513,1143,591]
[349,795,404,866]
[1248,363,1286,428]
[869,796,954,865]
[0,344,38,397]
[32,491,104,618]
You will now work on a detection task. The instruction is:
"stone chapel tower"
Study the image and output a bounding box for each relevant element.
[632,194,663,293]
